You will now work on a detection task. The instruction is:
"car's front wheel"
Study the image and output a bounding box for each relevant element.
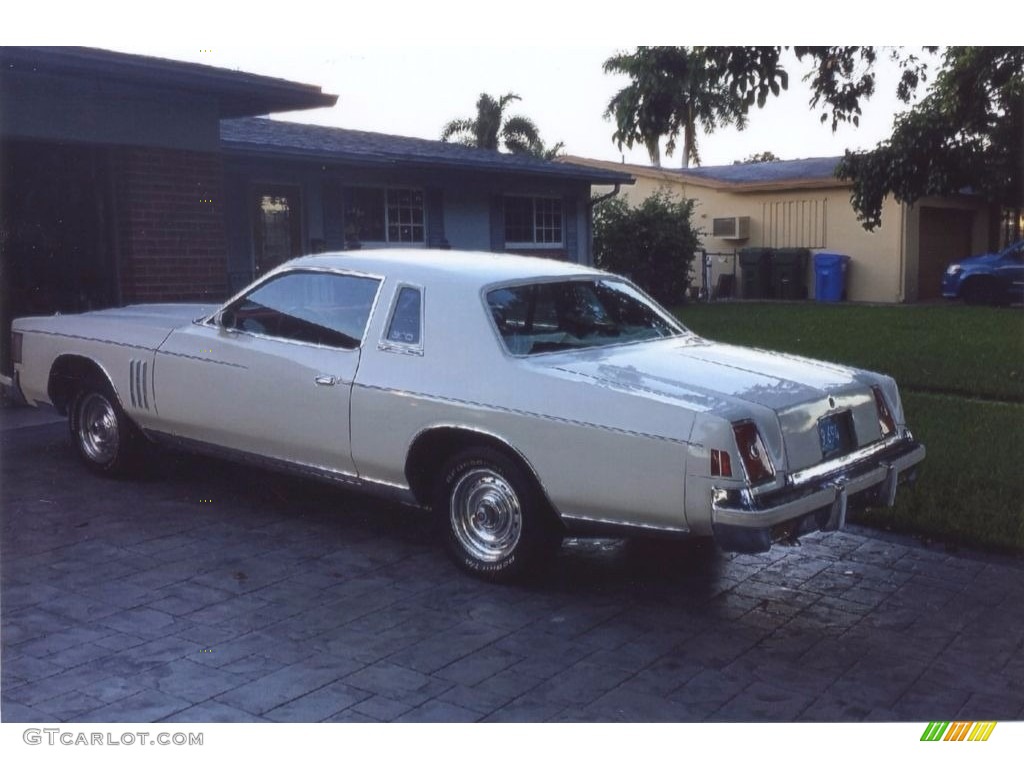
[961,277,1002,306]
[68,378,141,476]
[436,447,562,582]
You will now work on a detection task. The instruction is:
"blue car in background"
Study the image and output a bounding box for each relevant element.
[942,240,1024,305]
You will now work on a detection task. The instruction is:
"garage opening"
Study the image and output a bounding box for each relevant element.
[1,139,119,372]
[918,207,975,301]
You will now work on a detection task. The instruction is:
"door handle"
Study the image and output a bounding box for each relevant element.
[314,375,337,386]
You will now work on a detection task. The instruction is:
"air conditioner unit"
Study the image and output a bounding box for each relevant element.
[712,216,750,240]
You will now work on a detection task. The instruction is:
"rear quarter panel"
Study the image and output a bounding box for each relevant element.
[351,277,697,531]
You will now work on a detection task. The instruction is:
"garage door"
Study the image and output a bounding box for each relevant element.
[918,207,975,300]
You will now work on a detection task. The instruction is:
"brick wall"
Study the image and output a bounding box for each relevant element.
[115,147,228,303]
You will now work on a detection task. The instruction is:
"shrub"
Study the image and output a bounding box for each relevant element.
[593,191,701,306]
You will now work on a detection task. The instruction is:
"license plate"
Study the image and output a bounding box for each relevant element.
[818,414,845,457]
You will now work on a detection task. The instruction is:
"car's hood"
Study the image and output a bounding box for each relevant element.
[543,336,867,411]
[15,303,219,351]
[955,252,1003,269]
[82,303,219,327]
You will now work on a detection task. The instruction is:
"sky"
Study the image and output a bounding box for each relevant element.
[5,0,1001,171]
[101,43,939,169]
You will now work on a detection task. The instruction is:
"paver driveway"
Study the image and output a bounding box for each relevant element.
[3,417,1023,722]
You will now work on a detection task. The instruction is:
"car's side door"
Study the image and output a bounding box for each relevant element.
[995,242,1024,302]
[152,269,382,478]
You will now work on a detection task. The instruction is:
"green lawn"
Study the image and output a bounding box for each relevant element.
[673,302,1024,553]
[675,302,1024,401]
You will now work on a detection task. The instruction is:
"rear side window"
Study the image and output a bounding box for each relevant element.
[382,285,423,350]
[487,279,682,355]
[224,271,380,349]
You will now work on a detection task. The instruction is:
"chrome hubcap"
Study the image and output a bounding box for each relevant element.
[450,468,522,563]
[78,393,119,464]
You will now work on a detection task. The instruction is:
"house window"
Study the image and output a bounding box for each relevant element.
[253,186,302,274]
[762,199,827,248]
[345,187,424,245]
[505,196,563,247]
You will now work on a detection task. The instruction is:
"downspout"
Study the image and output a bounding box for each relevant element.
[585,184,622,267]
[897,202,906,303]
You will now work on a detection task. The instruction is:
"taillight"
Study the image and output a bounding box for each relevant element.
[711,449,733,477]
[732,421,775,484]
[11,331,22,365]
[872,386,895,437]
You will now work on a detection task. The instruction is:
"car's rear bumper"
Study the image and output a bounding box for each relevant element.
[711,434,925,553]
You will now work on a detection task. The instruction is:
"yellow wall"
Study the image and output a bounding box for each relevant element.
[597,176,912,302]
[594,169,994,303]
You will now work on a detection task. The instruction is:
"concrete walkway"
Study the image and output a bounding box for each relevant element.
[3,422,1023,722]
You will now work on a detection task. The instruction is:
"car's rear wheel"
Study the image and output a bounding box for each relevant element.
[68,378,140,476]
[436,446,562,582]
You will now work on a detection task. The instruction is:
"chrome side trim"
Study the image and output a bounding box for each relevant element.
[155,350,248,369]
[145,430,419,506]
[361,383,687,445]
[27,329,152,352]
[560,513,690,536]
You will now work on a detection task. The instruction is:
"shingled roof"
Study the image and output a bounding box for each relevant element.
[676,156,842,186]
[221,118,634,184]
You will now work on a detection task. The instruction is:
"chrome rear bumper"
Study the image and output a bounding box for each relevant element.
[711,435,925,553]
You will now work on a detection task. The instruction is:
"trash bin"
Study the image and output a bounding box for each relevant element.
[772,248,810,300]
[813,252,850,302]
[739,247,773,299]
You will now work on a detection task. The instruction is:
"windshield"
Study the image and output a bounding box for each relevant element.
[486,279,685,356]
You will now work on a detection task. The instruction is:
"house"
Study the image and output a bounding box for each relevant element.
[563,154,1004,303]
[0,47,631,373]
[218,118,632,292]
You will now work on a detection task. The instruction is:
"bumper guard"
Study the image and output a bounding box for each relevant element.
[711,436,925,553]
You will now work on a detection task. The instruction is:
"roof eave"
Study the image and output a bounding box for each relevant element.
[221,141,634,185]
[0,46,337,118]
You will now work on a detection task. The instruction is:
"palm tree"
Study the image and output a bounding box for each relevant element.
[604,47,750,168]
[441,92,558,156]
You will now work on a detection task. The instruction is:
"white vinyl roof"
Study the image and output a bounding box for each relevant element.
[284,249,606,286]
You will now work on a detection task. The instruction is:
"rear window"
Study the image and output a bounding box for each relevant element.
[486,279,682,355]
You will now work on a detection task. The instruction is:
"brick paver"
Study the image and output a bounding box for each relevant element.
[3,420,1023,722]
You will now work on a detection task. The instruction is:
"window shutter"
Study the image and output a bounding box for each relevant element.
[490,195,505,252]
[425,188,447,248]
[322,181,345,250]
[564,196,578,261]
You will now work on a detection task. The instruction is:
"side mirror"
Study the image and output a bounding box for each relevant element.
[215,309,238,334]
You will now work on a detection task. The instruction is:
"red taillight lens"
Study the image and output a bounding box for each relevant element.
[872,386,895,437]
[732,421,775,484]
[711,449,733,477]
[11,331,22,365]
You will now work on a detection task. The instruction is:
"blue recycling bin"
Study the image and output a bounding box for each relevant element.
[813,253,850,302]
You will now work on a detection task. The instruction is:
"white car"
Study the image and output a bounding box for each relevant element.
[10,250,925,581]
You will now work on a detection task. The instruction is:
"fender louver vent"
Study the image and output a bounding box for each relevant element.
[129,360,149,410]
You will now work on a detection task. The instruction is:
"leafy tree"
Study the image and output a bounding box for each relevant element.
[440,92,563,157]
[608,46,1020,231]
[837,47,1023,229]
[593,191,701,306]
[603,47,753,168]
[734,151,780,164]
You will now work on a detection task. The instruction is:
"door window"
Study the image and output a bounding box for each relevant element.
[223,271,380,349]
